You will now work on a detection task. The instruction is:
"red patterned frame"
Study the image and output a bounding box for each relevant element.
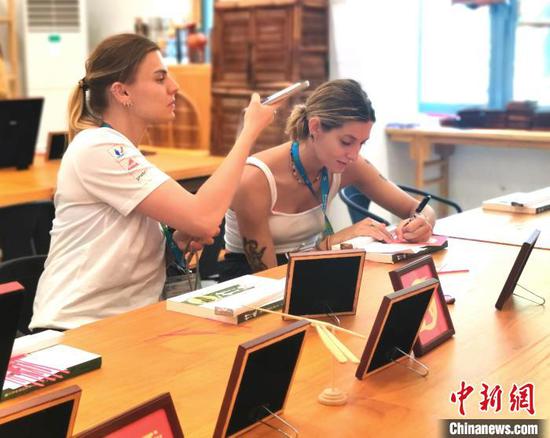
[76,393,183,438]
[388,255,455,356]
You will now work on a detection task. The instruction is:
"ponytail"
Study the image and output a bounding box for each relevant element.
[67,82,101,141]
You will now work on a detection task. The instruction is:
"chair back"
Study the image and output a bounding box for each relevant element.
[0,201,54,261]
[339,185,462,225]
[339,185,389,225]
[0,255,47,335]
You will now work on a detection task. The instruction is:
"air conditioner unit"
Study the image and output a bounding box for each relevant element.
[21,0,88,152]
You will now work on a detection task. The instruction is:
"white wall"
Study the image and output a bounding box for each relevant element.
[328,0,550,225]
[86,0,191,49]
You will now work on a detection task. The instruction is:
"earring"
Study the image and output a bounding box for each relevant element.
[123,100,132,108]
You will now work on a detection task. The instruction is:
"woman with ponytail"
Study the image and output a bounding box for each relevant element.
[30,33,276,330]
[222,79,436,279]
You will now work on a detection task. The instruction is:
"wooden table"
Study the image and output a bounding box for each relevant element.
[0,147,224,208]
[386,126,550,199]
[435,208,550,250]
[1,238,548,437]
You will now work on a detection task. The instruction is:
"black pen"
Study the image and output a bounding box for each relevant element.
[415,195,431,215]
[405,195,431,227]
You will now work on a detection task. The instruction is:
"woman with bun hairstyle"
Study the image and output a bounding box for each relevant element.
[222,79,435,279]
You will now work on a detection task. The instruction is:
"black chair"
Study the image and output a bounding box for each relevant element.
[198,218,226,281]
[0,255,47,335]
[339,185,462,225]
[0,201,55,261]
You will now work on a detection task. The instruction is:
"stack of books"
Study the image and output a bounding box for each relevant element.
[166,275,285,324]
[482,187,550,215]
[533,112,550,131]
[505,101,536,130]
[334,235,448,263]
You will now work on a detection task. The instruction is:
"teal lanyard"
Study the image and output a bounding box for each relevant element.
[101,121,113,129]
[290,141,334,236]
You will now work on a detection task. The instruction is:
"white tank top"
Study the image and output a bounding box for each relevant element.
[225,156,341,254]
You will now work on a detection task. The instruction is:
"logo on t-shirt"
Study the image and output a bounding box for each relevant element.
[131,168,152,185]
[109,145,125,159]
[126,157,139,171]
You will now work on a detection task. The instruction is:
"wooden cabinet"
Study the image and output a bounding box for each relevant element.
[210,0,329,156]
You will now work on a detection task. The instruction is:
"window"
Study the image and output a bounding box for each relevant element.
[419,0,550,113]
[514,1,550,105]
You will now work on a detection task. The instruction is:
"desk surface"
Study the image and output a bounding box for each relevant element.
[1,238,548,437]
[386,126,550,149]
[0,146,224,208]
[435,208,550,250]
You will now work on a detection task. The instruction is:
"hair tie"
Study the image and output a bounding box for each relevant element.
[78,78,89,92]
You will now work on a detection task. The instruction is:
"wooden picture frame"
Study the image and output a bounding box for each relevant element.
[0,281,24,399]
[46,131,68,160]
[76,393,184,438]
[388,255,455,356]
[356,278,438,379]
[495,229,541,310]
[214,320,309,438]
[0,385,81,437]
[284,249,365,318]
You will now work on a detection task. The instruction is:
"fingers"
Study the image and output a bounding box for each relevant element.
[402,217,432,242]
[250,92,260,103]
[356,219,394,243]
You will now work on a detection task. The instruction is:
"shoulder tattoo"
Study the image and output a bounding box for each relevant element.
[243,237,268,272]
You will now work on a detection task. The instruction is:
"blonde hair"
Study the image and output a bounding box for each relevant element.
[67,33,159,141]
[285,79,376,141]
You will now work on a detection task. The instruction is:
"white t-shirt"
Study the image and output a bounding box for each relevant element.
[30,128,170,330]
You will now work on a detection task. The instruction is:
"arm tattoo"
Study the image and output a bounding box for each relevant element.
[243,237,268,272]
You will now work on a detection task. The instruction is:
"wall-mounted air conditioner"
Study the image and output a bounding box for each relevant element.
[22,0,88,152]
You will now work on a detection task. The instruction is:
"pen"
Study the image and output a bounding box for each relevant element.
[415,195,431,215]
[404,195,431,227]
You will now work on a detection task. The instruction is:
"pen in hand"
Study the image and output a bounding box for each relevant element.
[405,195,431,227]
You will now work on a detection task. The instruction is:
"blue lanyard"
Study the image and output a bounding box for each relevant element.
[290,141,334,236]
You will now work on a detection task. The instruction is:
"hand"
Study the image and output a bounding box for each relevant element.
[344,218,395,243]
[241,93,280,138]
[173,230,217,253]
[396,214,433,242]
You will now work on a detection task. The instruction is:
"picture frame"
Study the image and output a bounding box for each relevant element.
[356,278,438,379]
[495,229,541,310]
[388,255,455,356]
[284,249,365,318]
[76,392,184,438]
[0,385,81,437]
[46,131,68,161]
[0,281,24,399]
[214,320,309,438]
